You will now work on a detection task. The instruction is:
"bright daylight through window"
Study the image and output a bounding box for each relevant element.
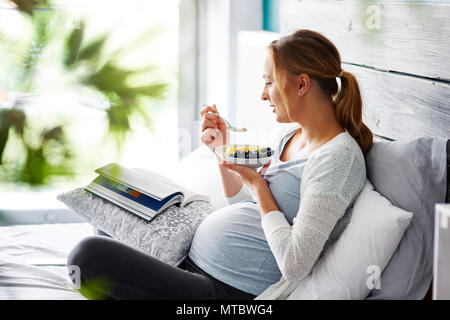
[0,0,180,202]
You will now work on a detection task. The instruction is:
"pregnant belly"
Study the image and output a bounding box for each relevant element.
[188,202,281,294]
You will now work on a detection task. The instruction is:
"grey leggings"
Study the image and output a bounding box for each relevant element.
[67,229,256,300]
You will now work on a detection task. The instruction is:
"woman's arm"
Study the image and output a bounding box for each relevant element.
[199,104,254,203]
[249,178,280,217]
[221,138,366,282]
[214,152,246,198]
[218,158,279,208]
[261,145,366,281]
[220,156,348,282]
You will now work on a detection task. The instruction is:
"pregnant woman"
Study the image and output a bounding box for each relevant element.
[67,29,372,300]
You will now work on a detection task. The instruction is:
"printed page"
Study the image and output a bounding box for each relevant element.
[96,163,179,201]
[136,168,209,206]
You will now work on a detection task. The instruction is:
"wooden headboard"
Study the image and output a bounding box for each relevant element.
[280,0,450,202]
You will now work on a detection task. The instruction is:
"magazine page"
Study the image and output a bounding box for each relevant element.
[86,183,156,221]
[136,168,209,206]
[96,163,180,201]
[178,190,210,207]
[135,167,190,191]
[91,175,184,212]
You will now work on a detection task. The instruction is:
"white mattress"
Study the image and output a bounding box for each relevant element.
[0,223,93,300]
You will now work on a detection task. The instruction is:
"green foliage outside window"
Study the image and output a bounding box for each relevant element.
[0,1,169,187]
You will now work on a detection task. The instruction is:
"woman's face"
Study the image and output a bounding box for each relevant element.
[261,55,292,123]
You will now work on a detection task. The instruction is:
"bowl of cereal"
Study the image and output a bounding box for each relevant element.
[215,144,273,168]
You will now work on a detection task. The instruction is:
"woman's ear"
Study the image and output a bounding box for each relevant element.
[296,73,310,97]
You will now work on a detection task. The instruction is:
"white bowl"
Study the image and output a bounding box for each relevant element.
[215,144,273,169]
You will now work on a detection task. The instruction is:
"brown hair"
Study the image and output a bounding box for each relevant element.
[268,29,373,154]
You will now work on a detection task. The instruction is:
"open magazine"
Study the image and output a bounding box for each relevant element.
[85,163,209,221]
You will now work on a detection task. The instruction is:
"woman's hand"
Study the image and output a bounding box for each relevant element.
[221,159,279,217]
[219,159,272,191]
[200,104,230,153]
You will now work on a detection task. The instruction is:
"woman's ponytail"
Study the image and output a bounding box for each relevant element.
[269,29,373,155]
[333,71,373,154]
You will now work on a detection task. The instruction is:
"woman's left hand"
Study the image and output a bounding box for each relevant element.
[219,159,271,191]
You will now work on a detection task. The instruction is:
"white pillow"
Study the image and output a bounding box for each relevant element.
[166,146,228,210]
[287,179,413,300]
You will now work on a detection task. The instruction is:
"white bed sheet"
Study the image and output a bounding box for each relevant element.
[0,223,93,300]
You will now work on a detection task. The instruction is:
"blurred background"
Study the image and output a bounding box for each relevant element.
[0,0,179,190]
[0,0,448,224]
[0,0,180,223]
[0,0,282,225]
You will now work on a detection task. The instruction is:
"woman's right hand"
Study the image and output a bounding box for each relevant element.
[200,104,229,153]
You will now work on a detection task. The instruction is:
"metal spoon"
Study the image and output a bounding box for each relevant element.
[205,109,247,132]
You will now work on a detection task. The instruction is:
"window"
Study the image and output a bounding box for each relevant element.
[0,0,180,193]
[0,0,180,223]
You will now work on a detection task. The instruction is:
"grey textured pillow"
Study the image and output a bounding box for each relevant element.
[57,188,215,266]
[365,136,448,300]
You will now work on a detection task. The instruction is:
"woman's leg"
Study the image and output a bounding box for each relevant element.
[67,236,246,300]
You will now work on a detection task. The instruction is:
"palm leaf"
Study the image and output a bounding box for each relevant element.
[8,109,26,136]
[42,125,63,142]
[106,104,131,133]
[77,35,108,63]
[0,109,25,165]
[129,83,167,99]
[11,0,35,15]
[10,0,50,15]
[0,111,11,165]
[64,23,85,68]
[82,63,133,94]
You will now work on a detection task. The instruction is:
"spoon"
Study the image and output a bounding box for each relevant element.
[205,108,247,132]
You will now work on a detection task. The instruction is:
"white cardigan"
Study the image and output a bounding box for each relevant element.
[252,124,367,300]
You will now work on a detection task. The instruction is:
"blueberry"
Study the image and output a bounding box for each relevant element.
[259,148,267,158]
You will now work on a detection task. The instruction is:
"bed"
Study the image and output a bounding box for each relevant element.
[0,146,228,300]
[1,0,449,300]
[0,223,91,299]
